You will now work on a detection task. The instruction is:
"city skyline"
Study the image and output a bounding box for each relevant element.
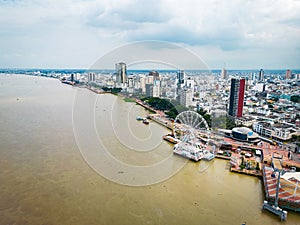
[0,0,300,69]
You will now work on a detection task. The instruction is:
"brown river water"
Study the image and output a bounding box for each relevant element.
[0,74,299,225]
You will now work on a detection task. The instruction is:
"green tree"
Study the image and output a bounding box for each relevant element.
[197,108,211,127]
[291,95,300,103]
[226,116,236,130]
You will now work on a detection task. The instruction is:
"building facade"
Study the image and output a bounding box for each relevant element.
[221,68,227,80]
[252,121,298,141]
[228,78,245,118]
[115,62,127,86]
[88,72,96,82]
[146,84,153,97]
[180,88,193,107]
[286,69,292,80]
[258,69,264,81]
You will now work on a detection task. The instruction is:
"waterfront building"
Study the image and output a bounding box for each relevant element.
[252,121,298,141]
[139,75,146,93]
[146,84,153,97]
[152,84,160,97]
[228,78,245,118]
[115,62,127,86]
[145,80,161,98]
[253,121,272,138]
[231,127,260,142]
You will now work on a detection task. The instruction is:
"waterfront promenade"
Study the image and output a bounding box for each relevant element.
[90,90,300,217]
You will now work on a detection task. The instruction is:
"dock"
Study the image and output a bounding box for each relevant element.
[214,154,231,160]
[230,167,262,177]
[148,115,173,130]
[262,166,300,212]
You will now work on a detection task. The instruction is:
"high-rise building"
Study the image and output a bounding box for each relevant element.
[146,84,153,97]
[186,78,194,91]
[176,70,185,97]
[245,78,249,91]
[147,75,154,84]
[88,72,96,82]
[115,62,127,85]
[221,68,227,80]
[177,70,185,85]
[149,71,160,81]
[258,69,264,81]
[180,88,193,107]
[285,69,292,80]
[248,73,252,81]
[127,77,134,88]
[139,75,146,93]
[228,78,245,118]
[153,80,161,97]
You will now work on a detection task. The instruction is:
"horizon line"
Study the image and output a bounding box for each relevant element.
[1,67,300,71]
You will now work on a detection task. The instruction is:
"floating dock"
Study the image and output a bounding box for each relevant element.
[163,134,180,144]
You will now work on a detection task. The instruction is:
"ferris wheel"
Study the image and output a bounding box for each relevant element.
[174,111,210,142]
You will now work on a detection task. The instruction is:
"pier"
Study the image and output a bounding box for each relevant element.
[148,114,173,130]
[262,166,300,213]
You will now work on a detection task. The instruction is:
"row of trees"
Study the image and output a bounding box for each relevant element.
[141,97,189,119]
[142,97,236,129]
[102,87,122,94]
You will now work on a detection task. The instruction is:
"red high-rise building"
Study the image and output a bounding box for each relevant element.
[228,78,245,118]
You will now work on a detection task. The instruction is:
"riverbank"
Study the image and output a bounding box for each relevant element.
[76,82,300,221]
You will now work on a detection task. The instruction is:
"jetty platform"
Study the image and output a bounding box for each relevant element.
[262,166,300,212]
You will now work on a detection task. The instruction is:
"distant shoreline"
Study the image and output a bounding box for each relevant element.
[1,68,300,74]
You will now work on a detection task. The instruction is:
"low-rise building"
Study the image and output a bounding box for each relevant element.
[253,121,298,141]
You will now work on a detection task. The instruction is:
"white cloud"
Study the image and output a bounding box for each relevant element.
[0,0,299,68]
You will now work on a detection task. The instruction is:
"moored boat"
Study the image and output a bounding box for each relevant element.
[143,118,150,124]
[163,134,180,144]
[136,116,143,121]
[202,150,215,161]
[173,142,204,161]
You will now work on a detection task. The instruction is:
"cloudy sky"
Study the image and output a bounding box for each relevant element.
[0,0,299,69]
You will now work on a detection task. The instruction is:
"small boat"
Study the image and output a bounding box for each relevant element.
[136,116,143,121]
[143,118,150,124]
[202,150,215,161]
[163,134,180,144]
